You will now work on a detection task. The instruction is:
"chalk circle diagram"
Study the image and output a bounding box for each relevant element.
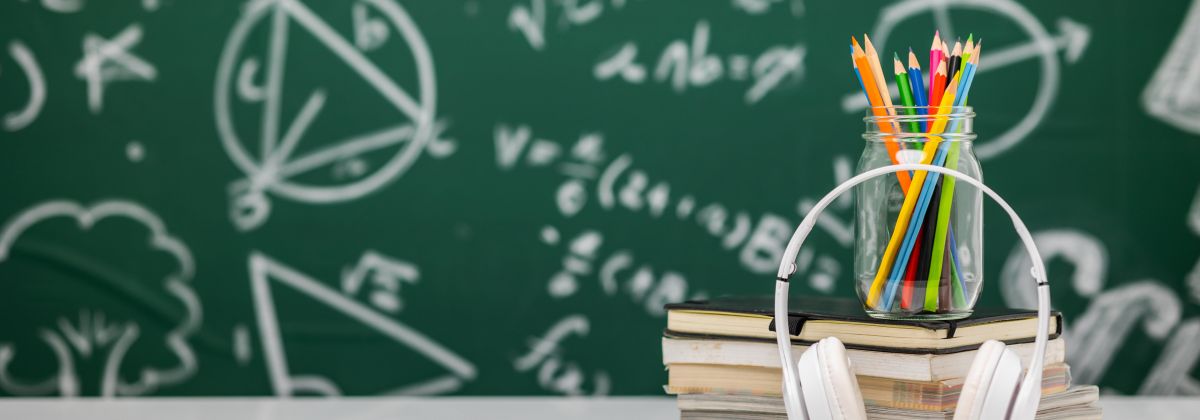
[215,0,436,231]
[843,0,1090,159]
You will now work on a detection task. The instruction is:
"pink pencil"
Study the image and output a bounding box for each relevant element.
[928,31,943,104]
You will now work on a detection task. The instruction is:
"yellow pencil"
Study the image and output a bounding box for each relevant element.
[865,71,963,309]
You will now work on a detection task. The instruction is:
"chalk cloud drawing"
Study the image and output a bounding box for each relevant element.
[0,200,201,397]
[3,40,46,132]
[74,24,157,114]
[1001,230,1181,387]
[843,0,1090,159]
[215,0,444,231]
[249,251,474,396]
[1142,0,1200,135]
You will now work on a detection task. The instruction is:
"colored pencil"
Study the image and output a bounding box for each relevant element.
[938,245,952,311]
[946,39,963,88]
[893,53,920,133]
[962,34,975,73]
[901,230,923,310]
[852,38,912,190]
[928,60,948,115]
[852,46,869,103]
[907,49,928,132]
[863,35,896,114]
[928,31,943,100]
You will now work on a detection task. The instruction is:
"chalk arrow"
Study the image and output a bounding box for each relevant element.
[842,17,1091,112]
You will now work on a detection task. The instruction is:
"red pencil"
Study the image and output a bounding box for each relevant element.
[901,230,924,310]
[927,59,948,115]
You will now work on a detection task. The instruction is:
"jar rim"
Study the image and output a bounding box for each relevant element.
[864,106,974,121]
[863,105,974,141]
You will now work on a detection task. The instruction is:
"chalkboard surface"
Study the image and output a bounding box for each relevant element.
[1,0,1199,397]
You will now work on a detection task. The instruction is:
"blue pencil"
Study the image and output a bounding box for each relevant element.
[905,49,928,132]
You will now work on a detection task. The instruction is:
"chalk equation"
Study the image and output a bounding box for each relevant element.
[0,200,200,397]
[215,0,452,231]
[249,250,475,396]
[540,226,707,316]
[495,122,847,294]
[595,21,805,104]
[513,314,610,396]
[508,0,638,51]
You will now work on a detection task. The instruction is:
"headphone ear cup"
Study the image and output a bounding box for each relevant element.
[797,341,834,420]
[816,337,867,420]
[797,338,867,420]
[954,340,1006,420]
[978,348,1023,420]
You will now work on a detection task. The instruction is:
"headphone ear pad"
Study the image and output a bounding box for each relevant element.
[797,337,867,420]
[978,348,1023,420]
[954,340,1006,420]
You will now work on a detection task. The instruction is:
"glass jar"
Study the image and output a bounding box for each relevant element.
[854,106,982,320]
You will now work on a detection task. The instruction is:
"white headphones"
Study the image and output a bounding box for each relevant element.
[774,163,1051,420]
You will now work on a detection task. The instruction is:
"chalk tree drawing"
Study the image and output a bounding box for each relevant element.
[842,0,1090,159]
[73,24,157,114]
[215,0,442,231]
[0,200,201,397]
[249,251,475,396]
[1142,0,1200,135]
[3,40,46,132]
[1001,230,1181,387]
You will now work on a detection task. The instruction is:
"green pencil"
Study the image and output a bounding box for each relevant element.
[892,53,919,134]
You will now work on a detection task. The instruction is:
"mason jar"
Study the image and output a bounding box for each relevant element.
[854,106,983,320]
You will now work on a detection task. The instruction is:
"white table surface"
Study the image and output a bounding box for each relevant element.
[0,396,1197,419]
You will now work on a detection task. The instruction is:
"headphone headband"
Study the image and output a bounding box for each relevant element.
[775,163,1049,420]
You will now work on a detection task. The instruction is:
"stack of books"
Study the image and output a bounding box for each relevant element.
[662,296,1101,419]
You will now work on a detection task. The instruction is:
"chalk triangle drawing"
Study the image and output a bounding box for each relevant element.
[248,251,474,396]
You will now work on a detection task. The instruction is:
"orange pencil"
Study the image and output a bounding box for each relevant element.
[852,37,912,190]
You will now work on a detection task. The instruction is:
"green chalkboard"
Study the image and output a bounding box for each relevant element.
[1,0,1198,397]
